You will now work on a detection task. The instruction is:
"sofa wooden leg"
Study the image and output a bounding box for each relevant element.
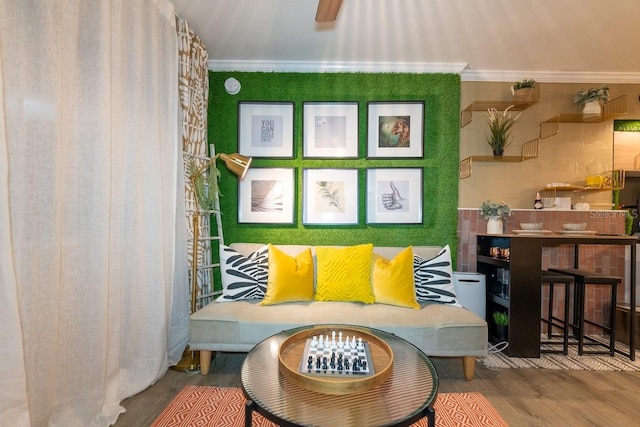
[200,350,212,375]
[462,356,475,380]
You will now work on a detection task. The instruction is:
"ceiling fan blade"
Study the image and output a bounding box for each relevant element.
[316,0,343,23]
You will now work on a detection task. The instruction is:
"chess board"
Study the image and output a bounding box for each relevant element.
[298,333,375,377]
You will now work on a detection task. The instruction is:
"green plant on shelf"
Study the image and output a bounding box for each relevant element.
[510,78,536,93]
[492,311,508,326]
[573,84,610,106]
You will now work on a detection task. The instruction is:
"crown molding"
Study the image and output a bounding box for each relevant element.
[208,59,640,84]
[208,59,468,74]
[460,69,640,84]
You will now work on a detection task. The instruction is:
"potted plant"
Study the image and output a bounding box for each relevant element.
[573,84,610,114]
[510,78,536,101]
[492,311,509,342]
[481,200,511,234]
[486,106,521,157]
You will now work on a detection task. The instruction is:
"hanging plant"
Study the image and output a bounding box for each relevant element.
[188,160,221,211]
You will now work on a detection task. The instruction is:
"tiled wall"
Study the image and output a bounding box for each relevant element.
[457,209,630,334]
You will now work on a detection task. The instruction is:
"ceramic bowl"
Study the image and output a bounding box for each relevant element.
[562,223,587,231]
[520,223,543,230]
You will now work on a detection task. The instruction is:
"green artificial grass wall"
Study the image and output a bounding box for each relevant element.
[208,72,460,254]
[614,120,640,132]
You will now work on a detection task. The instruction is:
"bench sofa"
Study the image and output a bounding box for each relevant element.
[189,243,488,380]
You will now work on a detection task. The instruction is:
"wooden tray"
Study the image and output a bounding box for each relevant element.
[278,326,393,395]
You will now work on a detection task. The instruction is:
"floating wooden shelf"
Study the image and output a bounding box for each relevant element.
[540,95,627,139]
[459,138,539,179]
[538,170,626,208]
[460,85,539,128]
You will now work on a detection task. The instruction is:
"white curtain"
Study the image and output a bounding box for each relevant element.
[0,0,189,425]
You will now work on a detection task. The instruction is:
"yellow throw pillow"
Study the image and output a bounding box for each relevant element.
[315,244,375,304]
[372,246,419,309]
[261,244,314,305]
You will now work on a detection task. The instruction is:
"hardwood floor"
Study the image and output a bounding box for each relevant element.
[115,353,640,426]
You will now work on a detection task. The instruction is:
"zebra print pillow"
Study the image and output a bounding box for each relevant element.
[218,244,269,302]
[413,245,461,306]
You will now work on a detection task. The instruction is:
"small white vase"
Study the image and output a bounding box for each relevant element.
[582,100,602,115]
[487,217,504,234]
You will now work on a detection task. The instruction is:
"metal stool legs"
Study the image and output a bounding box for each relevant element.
[541,271,573,355]
[549,268,620,357]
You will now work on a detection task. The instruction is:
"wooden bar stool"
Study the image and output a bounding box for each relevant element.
[540,270,573,355]
[549,268,620,356]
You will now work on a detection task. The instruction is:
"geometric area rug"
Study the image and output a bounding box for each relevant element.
[481,336,640,371]
[151,385,509,427]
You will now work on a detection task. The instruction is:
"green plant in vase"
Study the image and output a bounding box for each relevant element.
[510,78,536,101]
[486,106,521,157]
[573,84,610,114]
[492,311,508,326]
[492,311,509,342]
[573,84,610,105]
[480,200,511,220]
[481,200,510,235]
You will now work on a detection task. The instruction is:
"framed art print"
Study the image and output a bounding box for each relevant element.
[366,168,423,224]
[238,102,294,158]
[302,168,358,225]
[303,102,359,158]
[367,101,424,158]
[238,168,295,224]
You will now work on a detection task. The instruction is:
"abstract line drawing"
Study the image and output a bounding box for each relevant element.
[239,168,294,224]
[251,180,283,212]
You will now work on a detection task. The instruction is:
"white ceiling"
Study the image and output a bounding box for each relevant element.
[171,0,640,83]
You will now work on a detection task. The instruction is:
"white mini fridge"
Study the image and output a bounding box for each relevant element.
[453,272,486,319]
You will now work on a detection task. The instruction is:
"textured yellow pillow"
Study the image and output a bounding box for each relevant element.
[261,245,314,305]
[372,246,419,309]
[315,244,375,303]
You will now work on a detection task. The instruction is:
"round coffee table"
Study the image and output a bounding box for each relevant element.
[241,324,439,427]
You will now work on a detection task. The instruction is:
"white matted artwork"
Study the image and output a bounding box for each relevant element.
[366,168,423,224]
[238,102,294,158]
[367,101,424,158]
[303,102,359,158]
[303,169,359,225]
[238,168,295,224]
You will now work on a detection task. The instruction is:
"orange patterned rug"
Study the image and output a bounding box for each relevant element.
[151,385,509,427]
